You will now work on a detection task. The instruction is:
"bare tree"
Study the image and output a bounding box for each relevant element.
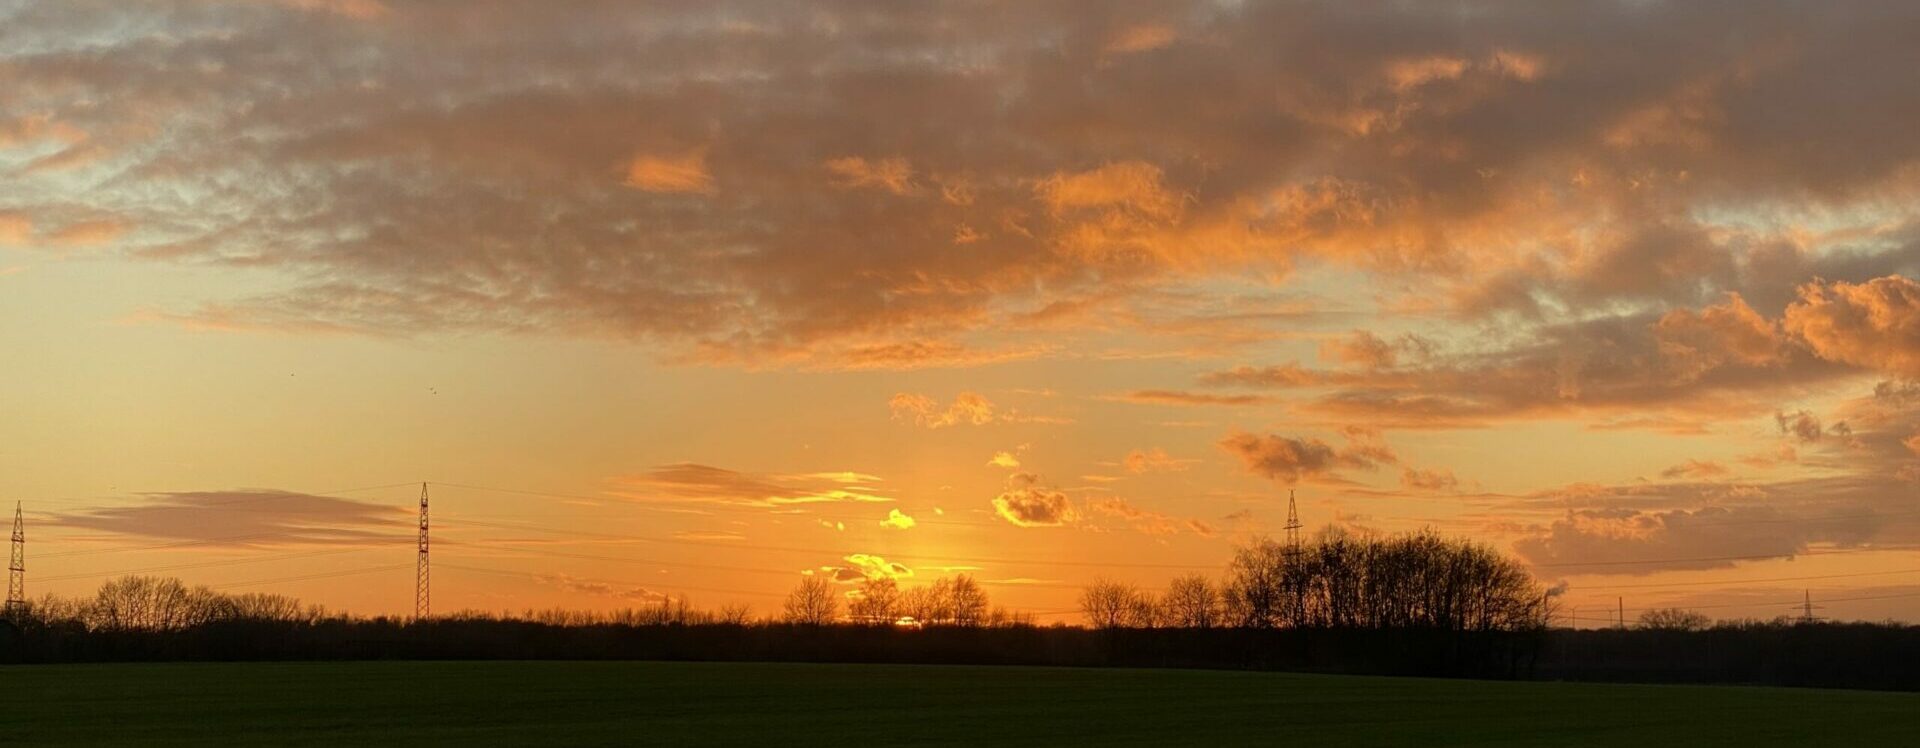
[1223,538,1287,628]
[948,574,989,627]
[848,577,901,624]
[1161,575,1220,628]
[1080,579,1137,629]
[899,584,945,625]
[1638,607,1711,632]
[1183,531,1549,632]
[1124,589,1161,628]
[715,603,754,625]
[90,576,228,631]
[781,575,838,625]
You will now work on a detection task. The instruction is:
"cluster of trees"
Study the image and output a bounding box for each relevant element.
[784,574,1028,627]
[15,576,328,631]
[1082,530,1552,632]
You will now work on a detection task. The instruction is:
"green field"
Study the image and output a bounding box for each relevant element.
[0,661,1914,746]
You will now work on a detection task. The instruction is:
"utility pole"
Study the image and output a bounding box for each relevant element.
[7,501,23,618]
[1617,597,1624,629]
[415,482,430,620]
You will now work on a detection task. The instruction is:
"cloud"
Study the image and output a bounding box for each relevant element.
[1659,459,1731,480]
[1122,447,1189,474]
[1217,433,1340,485]
[1103,24,1178,56]
[1086,496,1212,536]
[1775,410,1828,443]
[1036,161,1182,220]
[825,553,912,583]
[13,1,1920,373]
[879,509,916,530]
[1319,331,1432,369]
[535,572,667,603]
[45,219,129,247]
[1784,276,1920,378]
[986,451,1021,469]
[1200,294,1863,429]
[1218,428,1398,484]
[1504,391,1920,573]
[891,392,992,427]
[890,392,1065,427]
[1514,506,1831,575]
[277,0,391,20]
[1400,466,1460,492]
[624,151,715,194]
[991,474,1076,527]
[0,213,31,244]
[1116,390,1275,407]
[824,156,913,194]
[609,463,890,507]
[50,490,407,546]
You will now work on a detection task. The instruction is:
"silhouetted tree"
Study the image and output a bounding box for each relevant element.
[848,578,901,624]
[782,576,838,625]
[1161,574,1220,628]
[1638,608,1711,632]
[1081,579,1137,629]
[948,575,989,627]
[1223,538,1287,628]
[899,584,946,625]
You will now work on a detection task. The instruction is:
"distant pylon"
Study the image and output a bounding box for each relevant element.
[415,482,430,620]
[1793,589,1824,624]
[7,501,23,617]
[1283,489,1302,557]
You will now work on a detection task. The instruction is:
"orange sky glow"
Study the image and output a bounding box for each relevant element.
[4,0,1920,626]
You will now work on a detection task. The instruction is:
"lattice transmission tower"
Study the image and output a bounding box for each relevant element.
[1793,589,1825,624]
[1283,489,1303,558]
[415,482,430,620]
[7,501,23,618]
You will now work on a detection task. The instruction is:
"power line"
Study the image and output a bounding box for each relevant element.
[1573,567,1920,592]
[36,545,396,584]
[438,562,787,600]
[1574,590,1920,617]
[431,480,1010,530]
[1533,547,1888,570]
[212,563,415,590]
[444,515,1223,571]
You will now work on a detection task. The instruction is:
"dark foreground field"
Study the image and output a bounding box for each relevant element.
[0,661,1914,746]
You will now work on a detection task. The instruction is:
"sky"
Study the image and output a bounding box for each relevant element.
[4,0,1920,625]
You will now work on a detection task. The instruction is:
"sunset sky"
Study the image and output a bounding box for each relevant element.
[5,0,1920,625]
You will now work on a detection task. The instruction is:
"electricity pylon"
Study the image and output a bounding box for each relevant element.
[415,483,429,620]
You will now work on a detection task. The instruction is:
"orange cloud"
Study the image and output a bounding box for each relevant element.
[1116,390,1274,407]
[46,219,129,247]
[824,156,913,194]
[1785,276,1920,378]
[610,463,890,507]
[1400,466,1460,492]
[1122,447,1188,474]
[991,474,1075,527]
[0,213,30,245]
[1103,24,1178,56]
[879,509,916,530]
[623,151,714,194]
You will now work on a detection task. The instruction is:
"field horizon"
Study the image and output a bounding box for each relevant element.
[2,660,1915,746]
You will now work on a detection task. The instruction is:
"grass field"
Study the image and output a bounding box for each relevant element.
[0,661,1915,746]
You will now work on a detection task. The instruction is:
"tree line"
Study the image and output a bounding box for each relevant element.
[783,573,1027,627]
[1081,529,1551,632]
